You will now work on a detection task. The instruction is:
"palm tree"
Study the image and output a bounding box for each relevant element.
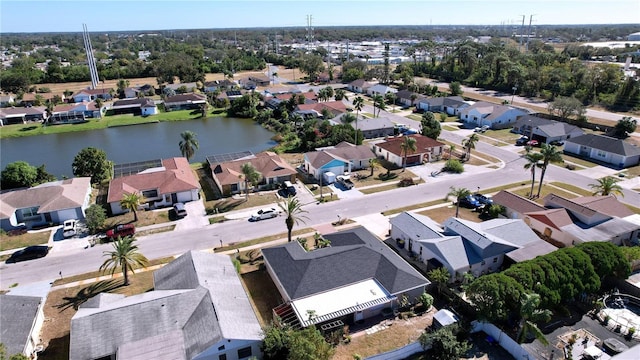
[240,163,261,200]
[278,197,309,243]
[427,267,451,296]
[99,235,148,286]
[369,158,379,177]
[590,177,624,197]
[120,192,143,222]
[516,293,551,345]
[352,96,364,134]
[448,144,456,160]
[400,136,417,171]
[461,134,480,161]
[536,144,564,198]
[447,186,471,218]
[372,94,385,117]
[523,151,544,198]
[179,130,199,162]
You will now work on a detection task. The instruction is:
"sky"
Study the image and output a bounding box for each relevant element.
[1,0,639,33]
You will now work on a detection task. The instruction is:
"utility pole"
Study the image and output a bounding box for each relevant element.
[306,15,314,52]
[526,14,536,52]
[518,15,526,51]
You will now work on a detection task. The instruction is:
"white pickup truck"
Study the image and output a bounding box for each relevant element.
[336,176,355,190]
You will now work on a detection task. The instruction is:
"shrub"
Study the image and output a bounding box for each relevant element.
[398,177,415,187]
[443,159,464,173]
[566,164,576,170]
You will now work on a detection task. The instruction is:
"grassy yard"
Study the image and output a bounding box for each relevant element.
[417,204,482,223]
[560,152,598,168]
[208,192,282,214]
[511,186,578,204]
[548,182,593,197]
[214,228,314,252]
[104,208,171,229]
[0,230,51,251]
[481,128,522,144]
[359,178,424,195]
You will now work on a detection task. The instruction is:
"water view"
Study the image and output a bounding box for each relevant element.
[0,117,277,178]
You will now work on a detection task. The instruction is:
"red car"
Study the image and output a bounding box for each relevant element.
[526,139,539,147]
[106,224,136,241]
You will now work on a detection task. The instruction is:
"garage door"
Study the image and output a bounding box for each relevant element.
[406,155,421,164]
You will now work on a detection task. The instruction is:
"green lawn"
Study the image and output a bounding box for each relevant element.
[0,109,227,139]
[0,230,51,251]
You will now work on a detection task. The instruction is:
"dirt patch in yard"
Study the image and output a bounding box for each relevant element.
[241,269,281,327]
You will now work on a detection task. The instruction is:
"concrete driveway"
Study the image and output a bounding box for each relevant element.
[174,199,209,231]
[330,183,365,199]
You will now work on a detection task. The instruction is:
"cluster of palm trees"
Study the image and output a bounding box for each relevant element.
[522,144,563,199]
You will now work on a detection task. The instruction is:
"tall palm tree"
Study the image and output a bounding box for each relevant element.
[427,267,451,296]
[369,158,379,177]
[461,134,480,161]
[400,136,417,172]
[278,197,308,243]
[120,192,143,222]
[372,94,386,117]
[448,144,456,160]
[179,130,199,162]
[590,177,624,197]
[516,293,551,345]
[99,235,148,286]
[240,163,261,200]
[537,144,564,198]
[523,151,544,198]
[447,186,471,218]
[352,96,364,134]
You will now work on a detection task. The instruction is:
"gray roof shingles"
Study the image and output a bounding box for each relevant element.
[566,134,640,156]
[0,295,42,356]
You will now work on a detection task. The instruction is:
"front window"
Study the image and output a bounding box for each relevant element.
[21,206,39,219]
[237,347,252,359]
[141,189,158,198]
[596,150,606,158]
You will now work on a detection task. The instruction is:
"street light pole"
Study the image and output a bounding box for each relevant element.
[511,86,518,104]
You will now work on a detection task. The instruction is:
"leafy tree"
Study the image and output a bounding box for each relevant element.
[516,293,551,345]
[120,192,143,222]
[228,93,260,118]
[576,242,630,279]
[547,96,586,122]
[589,176,624,197]
[179,130,199,162]
[467,273,525,322]
[536,144,564,197]
[35,164,56,184]
[461,133,479,161]
[417,292,434,309]
[288,327,335,360]
[613,116,637,138]
[1,161,38,189]
[427,267,450,295]
[400,135,417,171]
[116,79,130,98]
[446,186,471,218]
[449,81,463,96]
[278,197,308,243]
[99,235,148,286]
[240,163,261,200]
[352,96,364,133]
[334,88,346,101]
[419,325,471,360]
[420,111,441,139]
[299,54,324,81]
[483,204,506,219]
[262,323,291,360]
[72,147,113,184]
[85,204,107,234]
[442,159,464,173]
[523,151,544,198]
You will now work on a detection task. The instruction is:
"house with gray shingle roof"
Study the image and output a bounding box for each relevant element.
[513,115,584,144]
[347,79,373,93]
[0,177,92,231]
[366,84,397,97]
[563,133,640,169]
[262,226,430,329]
[389,212,556,281]
[416,96,470,115]
[70,251,263,360]
[491,190,546,219]
[0,294,46,359]
[395,90,425,107]
[459,101,528,129]
[303,142,375,181]
[329,114,395,139]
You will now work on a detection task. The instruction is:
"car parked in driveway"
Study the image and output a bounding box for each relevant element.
[6,245,50,263]
[336,176,355,190]
[458,195,482,208]
[515,136,529,146]
[250,208,279,221]
[173,202,187,218]
[526,139,539,147]
[63,219,77,238]
[106,224,136,241]
[473,193,493,206]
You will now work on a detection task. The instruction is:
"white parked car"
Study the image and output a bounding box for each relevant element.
[63,219,77,238]
[250,208,279,221]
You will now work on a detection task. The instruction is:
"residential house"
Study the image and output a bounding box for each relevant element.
[304,142,376,180]
[294,101,348,118]
[275,91,318,104]
[163,93,207,111]
[70,251,263,360]
[49,101,100,123]
[0,177,92,231]
[372,134,445,167]
[329,114,395,139]
[248,74,271,86]
[108,157,201,215]
[512,115,584,144]
[163,82,199,93]
[395,90,424,108]
[203,79,236,93]
[491,190,546,219]
[72,88,113,103]
[217,90,244,102]
[124,84,155,98]
[263,226,430,329]
[347,79,373,94]
[0,294,46,359]
[0,106,46,125]
[366,84,398,97]
[522,193,640,247]
[389,212,557,280]
[563,133,640,169]
[416,96,470,115]
[0,94,16,106]
[21,92,65,106]
[111,98,158,116]
[209,151,297,196]
[458,101,528,129]
[262,85,299,95]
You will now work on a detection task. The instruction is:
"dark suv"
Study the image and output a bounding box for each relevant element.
[6,246,50,263]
